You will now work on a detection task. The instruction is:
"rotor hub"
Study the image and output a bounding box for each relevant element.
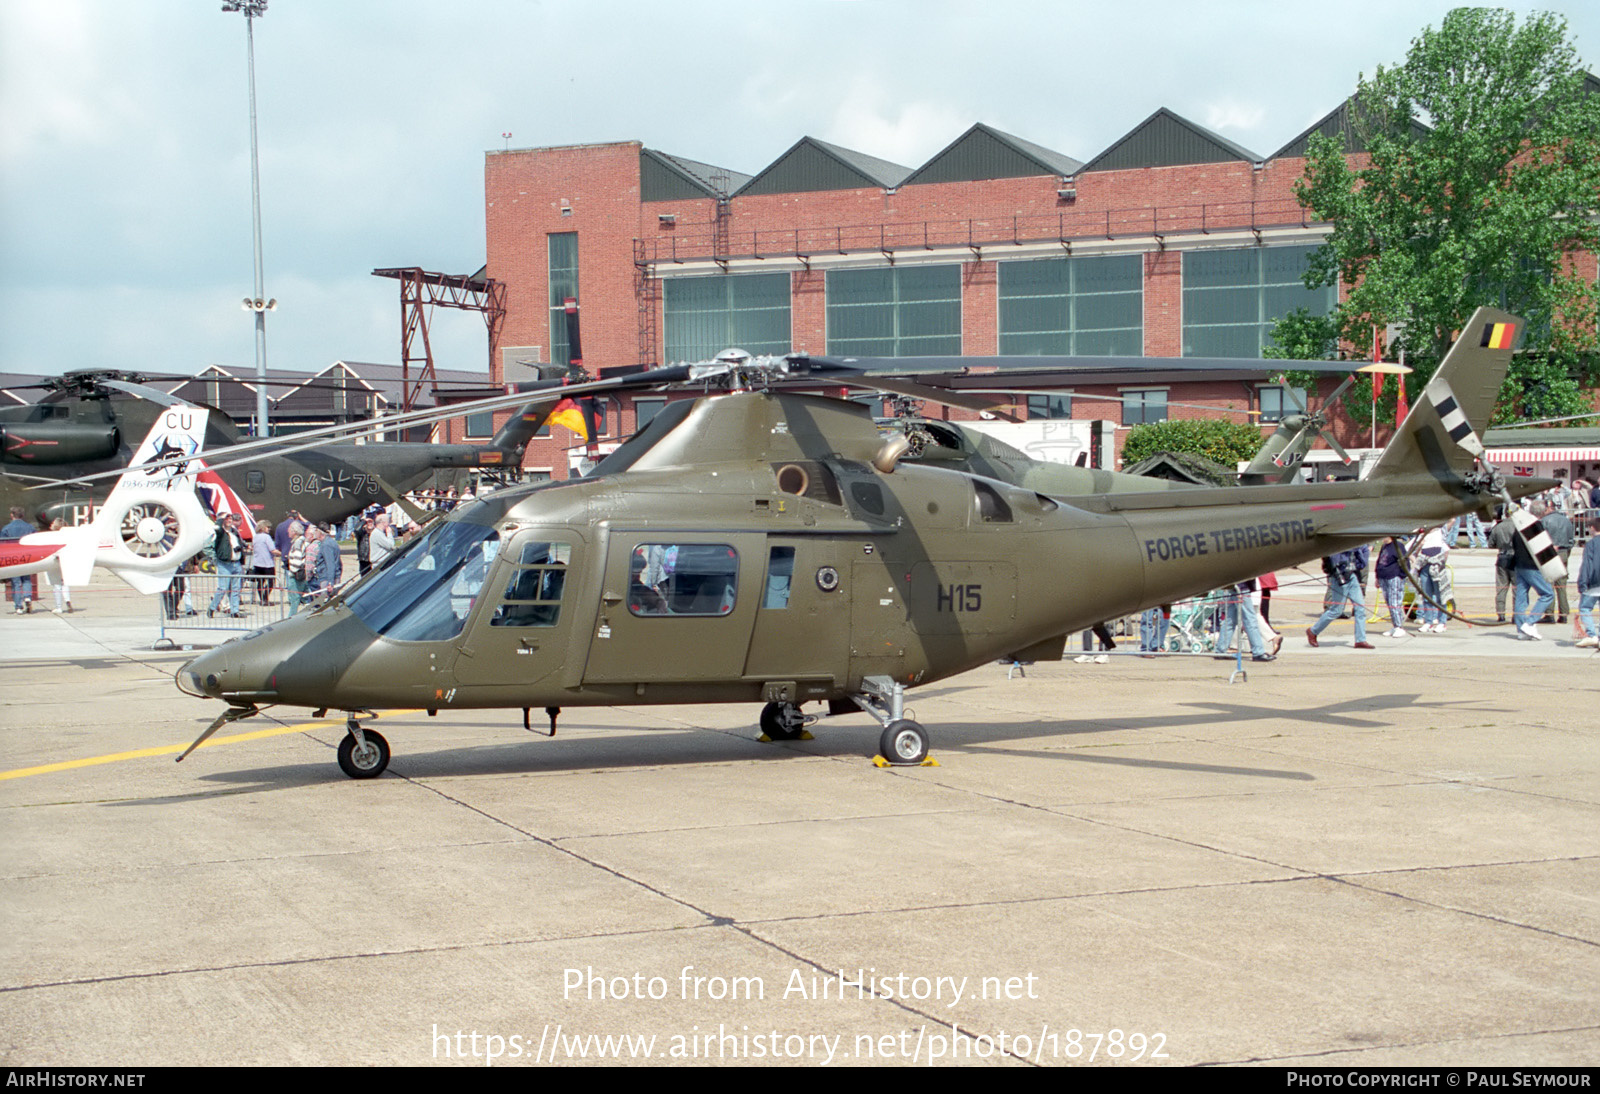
[135,514,167,546]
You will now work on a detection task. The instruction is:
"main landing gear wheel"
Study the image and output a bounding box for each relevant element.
[338,727,390,779]
[879,720,929,766]
[760,701,806,741]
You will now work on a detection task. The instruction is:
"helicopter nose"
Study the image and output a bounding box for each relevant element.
[179,645,244,702]
[180,631,288,704]
[177,611,374,708]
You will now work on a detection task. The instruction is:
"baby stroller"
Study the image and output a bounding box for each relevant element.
[1401,559,1456,620]
[1166,590,1228,653]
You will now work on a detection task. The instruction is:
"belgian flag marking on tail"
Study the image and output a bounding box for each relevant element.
[1480,322,1516,350]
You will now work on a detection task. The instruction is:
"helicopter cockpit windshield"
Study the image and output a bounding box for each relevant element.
[342,521,500,641]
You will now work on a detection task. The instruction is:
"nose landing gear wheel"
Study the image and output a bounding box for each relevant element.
[338,727,390,779]
[879,720,929,766]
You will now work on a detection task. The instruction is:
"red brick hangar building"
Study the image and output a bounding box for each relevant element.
[465,98,1597,480]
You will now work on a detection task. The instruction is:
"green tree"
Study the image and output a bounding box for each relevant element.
[1275,7,1600,426]
[1120,418,1266,468]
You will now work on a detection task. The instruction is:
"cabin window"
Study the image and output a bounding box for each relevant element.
[245,470,265,493]
[490,541,572,627]
[627,543,738,617]
[763,547,795,609]
[850,481,885,516]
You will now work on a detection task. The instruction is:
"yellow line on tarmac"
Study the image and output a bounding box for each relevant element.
[0,711,414,782]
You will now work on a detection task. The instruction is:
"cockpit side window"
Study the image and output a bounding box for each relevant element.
[627,543,738,617]
[490,541,572,627]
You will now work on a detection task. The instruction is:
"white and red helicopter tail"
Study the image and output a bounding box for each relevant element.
[8,406,218,594]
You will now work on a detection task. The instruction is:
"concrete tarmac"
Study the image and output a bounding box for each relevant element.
[1,553,1596,1067]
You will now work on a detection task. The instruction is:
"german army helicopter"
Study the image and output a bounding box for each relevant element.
[175,308,1560,779]
[1,369,562,531]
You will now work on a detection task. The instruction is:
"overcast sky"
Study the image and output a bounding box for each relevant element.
[3,0,1597,380]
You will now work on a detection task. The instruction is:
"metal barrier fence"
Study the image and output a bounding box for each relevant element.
[154,571,336,648]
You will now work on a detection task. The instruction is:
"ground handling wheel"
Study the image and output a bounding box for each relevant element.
[759,701,807,741]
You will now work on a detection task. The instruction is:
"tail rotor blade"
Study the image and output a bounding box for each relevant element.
[1323,374,1356,407]
[1506,501,1567,583]
[1320,430,1353,464]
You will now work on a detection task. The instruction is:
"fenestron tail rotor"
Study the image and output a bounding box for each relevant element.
[120,502,182,559]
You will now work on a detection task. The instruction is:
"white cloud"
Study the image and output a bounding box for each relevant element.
[825,78,969,166]
[1201,99,1269,141]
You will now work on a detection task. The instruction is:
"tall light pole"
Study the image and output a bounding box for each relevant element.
[223,0,273,436]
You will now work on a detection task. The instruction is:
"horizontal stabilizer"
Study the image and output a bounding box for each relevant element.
[115,568,178,596]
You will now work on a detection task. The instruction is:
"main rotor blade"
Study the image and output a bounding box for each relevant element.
[99,379,193,407]
[832,375,1020,420]
[33,371,677,490]
[795,353,1360,375]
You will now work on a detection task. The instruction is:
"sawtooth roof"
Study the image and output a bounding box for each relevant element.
[641,148,751,201]
[1080,107,1260,172]
[736,137,912,196]
[901,123,1083,185]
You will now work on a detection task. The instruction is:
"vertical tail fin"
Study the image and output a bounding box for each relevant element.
[1368,306,1520,480]
[68,406,218,590]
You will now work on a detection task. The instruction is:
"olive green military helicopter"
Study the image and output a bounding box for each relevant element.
[175,306,1560,779]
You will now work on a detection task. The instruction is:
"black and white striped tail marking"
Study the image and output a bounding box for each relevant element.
[1509,508,1567,583]
[1424,377,1484,457]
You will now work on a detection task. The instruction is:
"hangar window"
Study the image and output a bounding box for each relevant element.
[633,398,666,431]
[827,265,961,357]
[999,255,1142,356]
[1182,246,1335,357]
[1027,394,1073,420]
[1121,389,1168,425]
[548,232,580,368]
[1257,385,1309,424]
[663,273,791,362]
